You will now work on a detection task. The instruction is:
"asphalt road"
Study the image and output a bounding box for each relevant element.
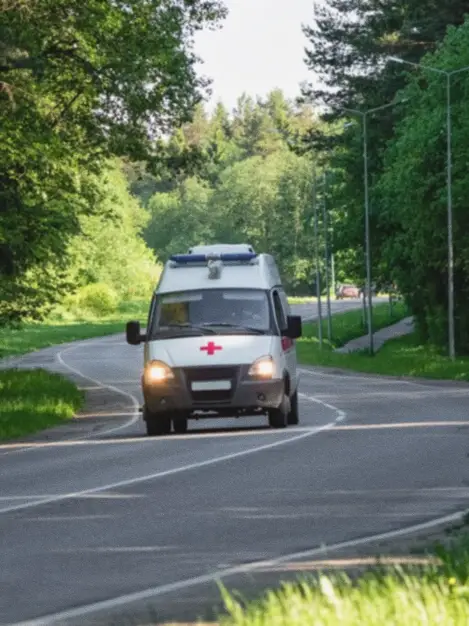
[2,298,469,625]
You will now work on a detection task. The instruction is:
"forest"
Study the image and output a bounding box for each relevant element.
[3,0,469,353]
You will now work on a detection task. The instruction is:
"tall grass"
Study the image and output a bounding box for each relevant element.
[218,533,469,626]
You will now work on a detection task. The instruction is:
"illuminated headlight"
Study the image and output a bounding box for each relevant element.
[144,360,174,383]
[248,356,275,379]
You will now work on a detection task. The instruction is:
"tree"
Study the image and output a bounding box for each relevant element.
[0,0,225,323]
[301,0,469,295]
[66,160,159,302]
[376,19,469,352]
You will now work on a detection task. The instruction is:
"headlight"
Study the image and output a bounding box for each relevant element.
[144,360,174,383]
[248,356,275,379]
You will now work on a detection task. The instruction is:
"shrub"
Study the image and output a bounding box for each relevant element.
[76,283,118,317]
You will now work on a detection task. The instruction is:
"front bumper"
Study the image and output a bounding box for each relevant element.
[142,364,284,416]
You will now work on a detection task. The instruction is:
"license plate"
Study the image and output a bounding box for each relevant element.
[191,380,231,391]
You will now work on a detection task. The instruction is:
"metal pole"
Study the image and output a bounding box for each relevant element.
[363,114,374,355]
[313,172,323,347]
[331,252,336,296]
[322,171,332,341]
[446,73,455,360]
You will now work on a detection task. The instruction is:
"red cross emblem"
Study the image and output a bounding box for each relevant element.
[200,341,222,356]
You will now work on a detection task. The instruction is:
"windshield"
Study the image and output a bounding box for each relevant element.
[150,289,271,337]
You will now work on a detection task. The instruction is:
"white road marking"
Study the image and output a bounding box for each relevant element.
[0,411,341,515]
[56,343,140,437]
[0,338,141,458]
[12,508,469,626]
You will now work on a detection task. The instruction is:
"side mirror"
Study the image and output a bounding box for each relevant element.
[126,320,144,345]
[286,315,302,339]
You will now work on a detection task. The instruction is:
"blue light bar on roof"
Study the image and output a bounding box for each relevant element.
[170,254,206,264]
[170,252,257,264]
[220,253,257,261]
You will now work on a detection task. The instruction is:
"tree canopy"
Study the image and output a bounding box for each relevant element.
[302,0,469,353]
[0,0,225,324]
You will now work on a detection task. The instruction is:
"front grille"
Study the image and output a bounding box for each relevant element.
[182,366,238,404]
[191,389,233,403]
[183,366,237,382]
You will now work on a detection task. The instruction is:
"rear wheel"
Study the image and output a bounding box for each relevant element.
[287,390,299,425]
[144,406,171,437]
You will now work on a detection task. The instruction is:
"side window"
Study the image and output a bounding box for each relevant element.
[272,290,287,332]
[278,290,291,316]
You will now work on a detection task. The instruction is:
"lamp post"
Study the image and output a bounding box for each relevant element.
[343,98,406,356]
[322,170,333,341]
[313,170,323,347]
[387,57,469,360]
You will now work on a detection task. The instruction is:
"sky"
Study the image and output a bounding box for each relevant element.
[193,0,318,112]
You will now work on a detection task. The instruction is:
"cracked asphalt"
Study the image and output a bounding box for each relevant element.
[1,299,469,625]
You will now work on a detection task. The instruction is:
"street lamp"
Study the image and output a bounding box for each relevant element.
[388,56,469,360]
[343,98,405,356]
[322,170,333,342]
[313,169,323,347]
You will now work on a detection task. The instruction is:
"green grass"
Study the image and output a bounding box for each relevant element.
[0,300,149,359]
[299,332,469,381]
[0,369,84,440]
[300,301,408,349]
[218,533,469,626]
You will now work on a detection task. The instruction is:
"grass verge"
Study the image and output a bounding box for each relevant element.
[0,369,84,440]
[300,301,408,349]
[0,300,148,359]
[299,332,469,381]
[218,531,469,626]
[297,300,469,381]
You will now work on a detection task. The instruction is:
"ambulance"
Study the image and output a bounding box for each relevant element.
[126,244,302,436]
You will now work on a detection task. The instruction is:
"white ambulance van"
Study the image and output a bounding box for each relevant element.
[126,244,302,436]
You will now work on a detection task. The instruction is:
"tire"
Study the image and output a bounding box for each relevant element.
[268,393,288,429]
[144,406,171,437]
[287,390,299,425]
[173,415,188,434]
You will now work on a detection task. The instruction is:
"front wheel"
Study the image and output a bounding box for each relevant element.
[173,415,188,434]
[268,394,288,429]
[287,390,299,425]
[144,406,171,437]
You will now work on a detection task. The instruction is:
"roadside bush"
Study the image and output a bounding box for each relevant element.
[76,283,118,317]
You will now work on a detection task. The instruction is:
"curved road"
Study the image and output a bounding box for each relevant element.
[2,299,469,625]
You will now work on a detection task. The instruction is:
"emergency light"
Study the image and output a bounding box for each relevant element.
[169,252,257,264]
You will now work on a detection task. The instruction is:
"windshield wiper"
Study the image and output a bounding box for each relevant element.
[159,323,217,335]
[200,322,267,334]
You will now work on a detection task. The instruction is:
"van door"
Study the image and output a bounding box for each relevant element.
[272,289,298,394]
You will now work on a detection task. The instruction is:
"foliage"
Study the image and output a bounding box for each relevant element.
[75,283,118,317]
[0,304,149,358]
[376,20,469,352]
[65,160,160,304]
[302,1,469,352]
[140,91,330,295]
[0,0,225,325]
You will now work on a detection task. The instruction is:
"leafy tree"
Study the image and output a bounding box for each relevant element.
[0,0,225,324]
[301,0,469,297]
[66,160,159,302]
[376,19,469,352]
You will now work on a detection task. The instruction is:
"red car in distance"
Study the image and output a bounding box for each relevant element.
[336,284,361,299]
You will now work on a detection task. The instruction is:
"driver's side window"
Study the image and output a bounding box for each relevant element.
[272,290,287,332]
